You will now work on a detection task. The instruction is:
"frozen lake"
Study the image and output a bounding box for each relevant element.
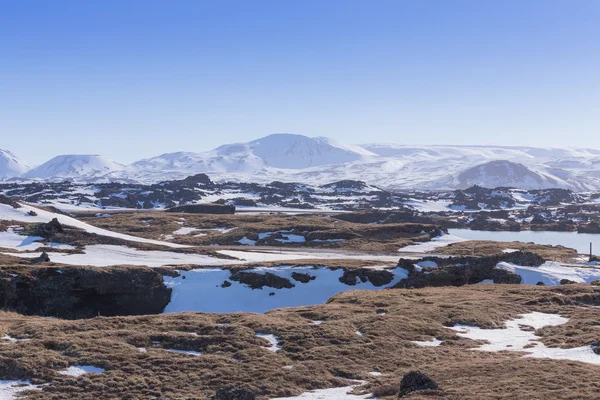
[450,229,599,255]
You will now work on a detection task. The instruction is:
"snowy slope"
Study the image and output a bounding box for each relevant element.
[7,136,600,191]
[0,149,30,178]
[132,133,376,176]
[23,155,130,180]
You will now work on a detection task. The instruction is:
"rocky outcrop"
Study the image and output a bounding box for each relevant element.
[291,272,316,283]
[394,252,544,289]
[339,269,395,287]
[0,266,171,319]
[167,203,235,214]
[0,195,20,208]
[398,371,439,398]
[35,217,64,238]
[229,271,294,290]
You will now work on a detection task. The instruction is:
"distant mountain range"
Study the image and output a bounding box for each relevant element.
[3,133,600,191]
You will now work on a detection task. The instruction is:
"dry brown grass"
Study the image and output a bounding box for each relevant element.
[435,240,578,261]
[1,285,599,399]
[76,212,440,252]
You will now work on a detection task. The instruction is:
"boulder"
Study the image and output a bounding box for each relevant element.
[560,279,577,285]
[398,371,439,398]
[35,218,64,237]
[291,272,316,283]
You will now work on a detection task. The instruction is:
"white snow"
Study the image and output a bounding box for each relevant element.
[9,138,600,191]
[0,149,30,179]
[497,261,600,285]
[173,227,198,235]
[411,338,443,347]
[57,365,105,377]
[217,249,401,264]
[163,266,408,313]
[238,237,257,246]
[0,228,74,252]
[399,233,468,253]
[476,279,494,284]
[256,333,281,352]
[23,154,128,180]
[368,372,383,377]
[165,349,202,356]
[0,203,188,248]
[2,334,30,343]
[270,384,370,400]
[449,312,600,365]
[502,248,519,253]
[0,380,41,399]
[4,244,239,267]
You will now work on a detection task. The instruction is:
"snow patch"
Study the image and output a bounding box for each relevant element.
[449,312,600,365]
[58,365,105,377]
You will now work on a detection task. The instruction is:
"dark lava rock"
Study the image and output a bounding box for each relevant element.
[28,210,37,216]
[394,252,543,289]
[398,371,439,398]
[221,280,232,288]
[229,271,294,290]
[0,195,20,209]
[212,387,256,400]
[578,222,600,234]
[269,292,275,296]
[35,217,64,237]
[339,269,395,287]
[590,280,600,286]
[34,252,50,263]
[560,279,577,285]
[167,203,235,214]
[0,266,171,319]
[291,272,316,283]
[536,281,546,286]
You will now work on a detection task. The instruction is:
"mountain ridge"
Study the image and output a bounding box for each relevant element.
[5,134,600,191]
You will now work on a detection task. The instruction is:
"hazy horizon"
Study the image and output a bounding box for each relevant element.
[2,0,599,164]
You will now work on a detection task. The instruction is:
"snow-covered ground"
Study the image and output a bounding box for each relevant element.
[497,261,600,285]
[57,365,105,377]
[0,203,187,248]
[270,385,370,400]
[449,312,600,365]
[0,380,41,399]
[256,333,282,352]
[163,266,408,313]
[0,228,74,251]
[4,244,240,267]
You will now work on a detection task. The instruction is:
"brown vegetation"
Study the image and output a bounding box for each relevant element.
[0,285,599,399]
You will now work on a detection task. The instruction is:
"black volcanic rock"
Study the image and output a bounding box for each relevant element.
[0,266,171,319]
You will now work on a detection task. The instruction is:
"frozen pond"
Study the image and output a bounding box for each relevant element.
[163,266,408,314]
[450,229,600,255]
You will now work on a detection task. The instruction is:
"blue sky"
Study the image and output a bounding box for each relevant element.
[1,0,599,164]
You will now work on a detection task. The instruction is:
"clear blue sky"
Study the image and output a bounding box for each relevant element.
[1,0,599,164]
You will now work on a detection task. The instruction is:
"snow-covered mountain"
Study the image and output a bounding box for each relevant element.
[133,134,375,174]
[23,155,130,180]
[7,134,600,191]
[0,149,30,179]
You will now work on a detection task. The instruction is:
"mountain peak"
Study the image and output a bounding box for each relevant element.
[22,154,128,180]
[0,149,30,178]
